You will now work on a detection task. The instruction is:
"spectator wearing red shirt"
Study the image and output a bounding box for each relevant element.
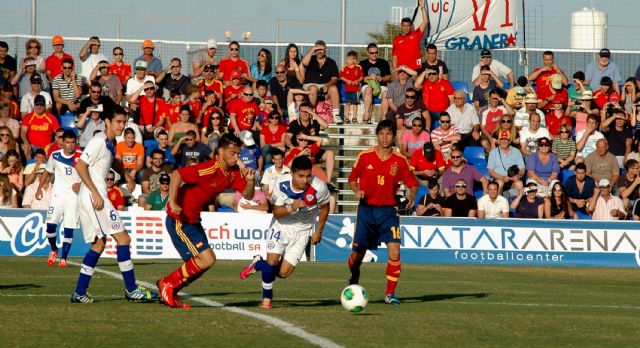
[106,172,126,211]
[593,76,620,110]
[45,36,74,81]
[223,71,244,111]
[339,51,364,124]
[410,142,445,185]
[392,0,428,72]
[197,64,223,101]
[200,91,223,129]
[414,68,455,120]
[108,47,132,87]
[217,41,250,86]
[229,86,259,136]
[260,110,287,164]
[21,95,60,156]
[528,51,569,102]
[538,74,568,112]
[546,94,572,138]
[129,80,167,136]
[479,90,515,153]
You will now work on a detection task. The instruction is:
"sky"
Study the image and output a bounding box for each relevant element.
[1,0,639,49]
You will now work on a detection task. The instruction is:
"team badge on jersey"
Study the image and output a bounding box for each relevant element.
[390,163,398,176]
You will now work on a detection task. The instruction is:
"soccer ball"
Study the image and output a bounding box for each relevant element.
[340,285,369,312]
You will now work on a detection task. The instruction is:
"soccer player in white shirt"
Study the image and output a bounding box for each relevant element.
[71,105,157,303]
[240,156,330,309]
[36,129,82,268]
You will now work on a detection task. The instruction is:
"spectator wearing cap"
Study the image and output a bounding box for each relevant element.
[138,149,173,207]
[506,76,535,110]
[442,178,477,217]
[585,139,620,186]
[510,179,544,219]
[89,60,122,104]
[13,57,49,98]
[45,36,74,81]
[414,66,453,122]
[79,36,109,80]
[567,71,593,110]
[157,58,191,99]
[545,94,572,138]
[239,130,263,174]
[585,48,621,93]
[0,41,18,87]
[76,101,105,148]
[472,65,503,110]
[223,70,245,110]
[488,129,525,196]
[528,51,569,102]
[79,81,117,119]
[570,90,599,135]
[479,89,515,153]
[442,147,488,197]
[20,95,60,157]
[519,113,551,157]
[109,47,132,88]
[197,63,223,102]
[217,41,250,85]
[471,49,515,87]
[301,40,342,123]
[125,61,155,109]
[576,114,604,161]
[477,181,509,219]
[144,173,171,211]
[525,137,559,187]
[514,93,546,130]
[593,76,621,111]
[51,58,83,114]
[409,141,445,186]
[588,178,626,220]
[431,112,461,159]
[192,39,218,79]
[601,108,632,168]
[171,129,213,167]
[446,89,480,148]
[392,0,428,72]
[537,74,568,113]
[133,40,163,77]
[19,73,53,117]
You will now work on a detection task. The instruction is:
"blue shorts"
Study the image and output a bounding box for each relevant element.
[166,216,210,261]
[344,91,359,105]
[352,204,400,251]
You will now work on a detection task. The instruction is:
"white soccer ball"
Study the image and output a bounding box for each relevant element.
[340,285,369,312]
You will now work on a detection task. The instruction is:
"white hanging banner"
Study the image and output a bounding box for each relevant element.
[423,0,518,50]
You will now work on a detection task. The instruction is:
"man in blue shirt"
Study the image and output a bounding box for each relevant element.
[585,48,621,93]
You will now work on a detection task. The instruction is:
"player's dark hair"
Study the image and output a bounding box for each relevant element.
[218,132,242,149]
[376,119,397,138]
[62,129,77,140]
[105,105,126,121]
[575,162,587,171]
[291,155,313,172]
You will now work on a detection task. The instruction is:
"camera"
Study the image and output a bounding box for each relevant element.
[524,186,537,193]
[90,104,103,112]
[606,103,614,117]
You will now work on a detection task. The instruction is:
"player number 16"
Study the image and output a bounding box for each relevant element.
[377,175,385,185]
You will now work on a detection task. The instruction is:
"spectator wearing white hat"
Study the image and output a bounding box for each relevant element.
[192,39,218,79]
[588,178,626,220]
[514,93,546,130]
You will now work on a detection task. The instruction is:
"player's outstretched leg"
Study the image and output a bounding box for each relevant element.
[384,257,401,305]
[46,223,59,266]
[59,228,74,268]
[158,257,206,308]
[347,252,363,285]
[239,255,262,280]
[71,248,101,303]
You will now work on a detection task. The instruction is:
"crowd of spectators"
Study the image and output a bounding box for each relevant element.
[1,29,640,221]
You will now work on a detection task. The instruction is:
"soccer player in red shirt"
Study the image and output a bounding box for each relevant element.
[392,0,428,72]
[157,133,256,308]
[229,86,260,137]
[347,119,418,305]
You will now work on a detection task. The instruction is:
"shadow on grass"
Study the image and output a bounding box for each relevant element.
[369,292,489,304]
[0,283,43,291]
[226,298,343,308]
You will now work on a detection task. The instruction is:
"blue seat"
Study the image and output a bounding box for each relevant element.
[463,146,486,167]
[414,185,429,211]
[474,163,490,179]
[450,81,472,103]
[560,169,575,185]
[216,205,234,213]
[59,112,77,134]
[431,119,440,131]
[502,82,511,90]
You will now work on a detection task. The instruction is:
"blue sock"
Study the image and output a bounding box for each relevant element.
[75,249,100,295]
[46,223,58,251]
[116,245,137,292]
[259,263,276,300]
[60,228,74,259]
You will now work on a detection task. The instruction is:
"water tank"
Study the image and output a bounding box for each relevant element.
[571,7,608,49]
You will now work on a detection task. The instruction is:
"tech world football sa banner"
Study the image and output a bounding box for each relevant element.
[317,216,640,268]
[424,0,517,50]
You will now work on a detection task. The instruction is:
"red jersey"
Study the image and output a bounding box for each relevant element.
[187,99,202,122]
[217,57,249,82]
[542,89,568,111]
[392,28,423,70]
[22,112,60,148]
[348,147,418,206]
[421,79,454,113]
[197,79,223,99]
[139,97,167,127]
[109,62,132,85]
[340,65,364,93]
[223,84,243,110]
[410,149,446,174]
[532,67,560,101]
[108,186,126,210]
[44,142,80,158]
[164,102,183,129]
[45,53,74,79]
[593,90,618,110]
[260,124,287,145]
[545,111,572,137]
[481,107,505,135]
[229,99,259,131]
[284,145,321,167]
[167,159,247,223]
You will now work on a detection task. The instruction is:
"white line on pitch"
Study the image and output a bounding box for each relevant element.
[68,261,344,348]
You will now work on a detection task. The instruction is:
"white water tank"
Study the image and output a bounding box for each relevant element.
[571,7,608,49]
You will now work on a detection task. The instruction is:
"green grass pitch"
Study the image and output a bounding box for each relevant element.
[1,257,639,347]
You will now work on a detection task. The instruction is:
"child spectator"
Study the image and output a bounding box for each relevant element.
[339,50,364,124]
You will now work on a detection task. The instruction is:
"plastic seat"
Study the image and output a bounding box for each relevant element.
[59,112,76,129]
[463,146,486,167]
[414,185,429,211]
[560,169,575,185]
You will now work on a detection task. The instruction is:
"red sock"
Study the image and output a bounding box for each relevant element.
[385,258,401,295]
[164,258,203,289]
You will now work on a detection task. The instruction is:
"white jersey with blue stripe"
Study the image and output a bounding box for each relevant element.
[46,149,82,196]
[78,132,114,194]
[272,174,330,230]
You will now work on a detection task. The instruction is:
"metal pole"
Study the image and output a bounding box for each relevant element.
[340,0,346,67]
[31,0,37,35]
[275,18,280,63]
[521,0,529,75]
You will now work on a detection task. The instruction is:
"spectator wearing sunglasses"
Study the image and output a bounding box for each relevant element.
[442,179,477,217]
